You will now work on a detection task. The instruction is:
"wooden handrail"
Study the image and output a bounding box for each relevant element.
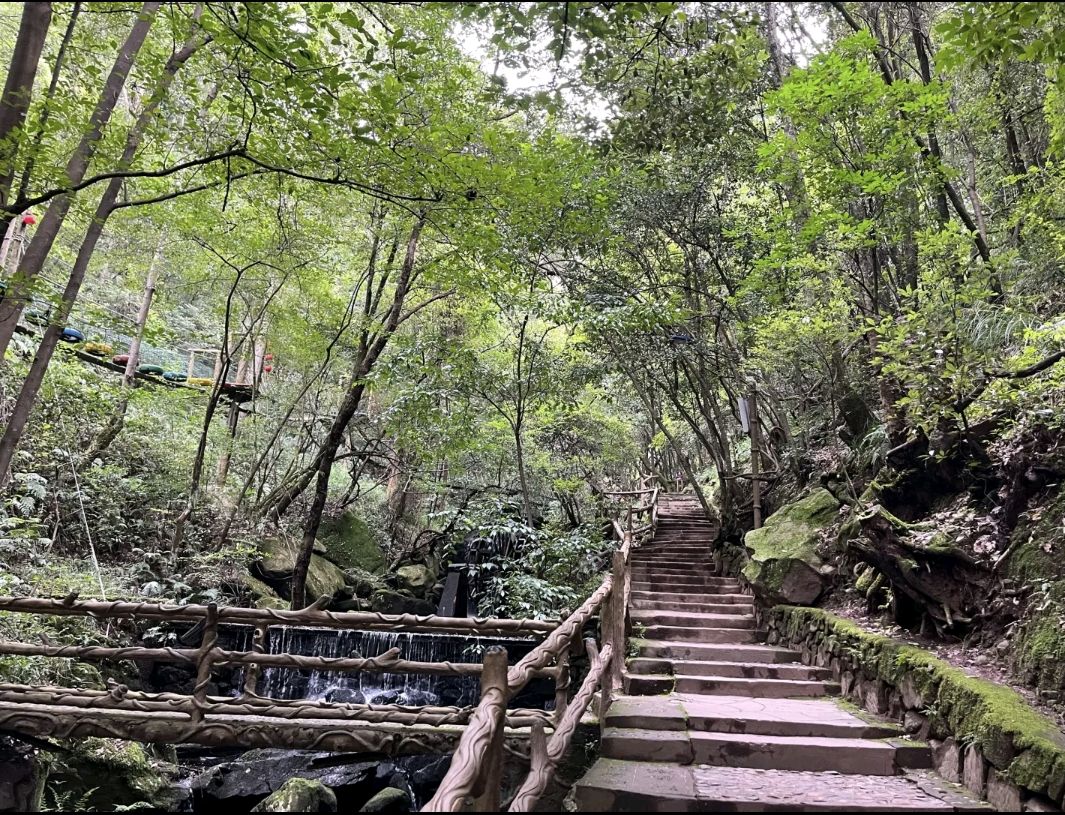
[423,487,661,812]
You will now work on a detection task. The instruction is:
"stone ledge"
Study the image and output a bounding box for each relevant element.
[762,605,1065,812]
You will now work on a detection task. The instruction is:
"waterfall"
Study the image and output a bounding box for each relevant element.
[232,626,550,708]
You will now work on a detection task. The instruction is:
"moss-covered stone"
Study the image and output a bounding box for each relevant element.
[742,488,840,605]
[251,777,337,812]
[258,537,348,601]
[768,605,1065,797]
[242,573,288,610]
[44,738,174,811]
[395,564,435,597]
[318,511,386,573]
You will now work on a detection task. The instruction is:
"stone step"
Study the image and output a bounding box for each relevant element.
[630,576,741,590]
[575,760,990,812]
[629,599,754,614]
[672,674,840,697]
[630,590,752,605]
[602,728,909,775]
[635,640,797,663]
[637,626,762,644]
[628,556,716,567]
[627,658,831,680]
[630,610,756,629]
[627,564,718,576]
[604,695,900,739]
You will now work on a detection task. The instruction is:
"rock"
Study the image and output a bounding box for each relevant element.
[394,565,435,598]
[257,537,348,601]
[0,737,46,812]
[319,511,387,573]
[187,750,378,808]
[324,687,366,705]
[46,737,175,812]
[741,488,840,605]
[962,745,987,797]
[360,786,411,812]
[252,778,337,812]
[932,738,961,784]
[371,589,435,616]
[368,690,403,705]
[987,769,1023,811]
[243,573,289,610]
[398,689,439,706]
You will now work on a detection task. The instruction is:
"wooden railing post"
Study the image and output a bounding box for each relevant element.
[553,649,570,727]
[472,646,508,812]
[240,622,269,698]
[190,603,218,722]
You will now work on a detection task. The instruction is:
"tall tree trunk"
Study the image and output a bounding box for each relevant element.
[14,2,81,211]
[0,2,52,208]
[0,1,160,363]
[82,237,162,465]
[0,16,203,484]
[290,214,426,609]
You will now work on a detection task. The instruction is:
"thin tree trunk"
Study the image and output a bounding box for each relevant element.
[290,214,426,609]
[0,2,52,208]
[0,1,160,363]
[82,237,163,465]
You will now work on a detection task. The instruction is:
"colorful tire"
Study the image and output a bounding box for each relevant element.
[137,364,164,376]
[163,371,187,382]
[84,341,113,357]
[61,327,85,343]
[187,376,213,387]
[112,354,130,366]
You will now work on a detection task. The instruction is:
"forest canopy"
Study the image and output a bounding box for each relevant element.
[0,1,1063,643]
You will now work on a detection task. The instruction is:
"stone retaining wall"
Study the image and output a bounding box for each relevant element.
[761,605,1065,813]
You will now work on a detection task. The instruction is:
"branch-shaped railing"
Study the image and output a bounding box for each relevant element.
[423,485,658,812]
[0,485,660,800]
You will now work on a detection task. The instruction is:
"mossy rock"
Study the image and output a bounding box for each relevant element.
[242,573,288,610]
[769,606,1065,797]
[44,738,175,812]
[318,511,386,573]
[395,564,435,598]
[251,778,337,812]
[1013,582,1065,694]
[742,488,840,605]
[257,538,347,601]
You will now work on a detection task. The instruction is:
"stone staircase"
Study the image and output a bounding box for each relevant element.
[574,495,989,812]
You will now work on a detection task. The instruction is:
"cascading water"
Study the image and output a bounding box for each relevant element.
[234,626,549,708]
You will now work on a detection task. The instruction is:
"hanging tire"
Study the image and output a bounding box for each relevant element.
[112,354,130,366]
[138,364,164,376]
[61,327,85,343]
[84,341,113,357]
[163,371,187,382]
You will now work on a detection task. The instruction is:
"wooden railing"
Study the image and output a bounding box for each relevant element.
[423,487,658,812]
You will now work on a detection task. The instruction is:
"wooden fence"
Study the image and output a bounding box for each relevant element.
[423,484,658,811]
[0,484,659,805]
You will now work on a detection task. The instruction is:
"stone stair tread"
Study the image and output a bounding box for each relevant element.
[627,657,831,680]
[576,760,989,812]
[605,694,901,738]
[630,591,752,604]
[635,640,800,662]
[601,728,902,774]
[673,674,840,696]
[631,611,755,629]
[639,626,761,644]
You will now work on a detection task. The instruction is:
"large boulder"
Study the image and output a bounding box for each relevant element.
[742,488,840,605]
[257,537,348,601]
[319,511,387,573]
[44,738,175,812]
[252,778,337,813]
